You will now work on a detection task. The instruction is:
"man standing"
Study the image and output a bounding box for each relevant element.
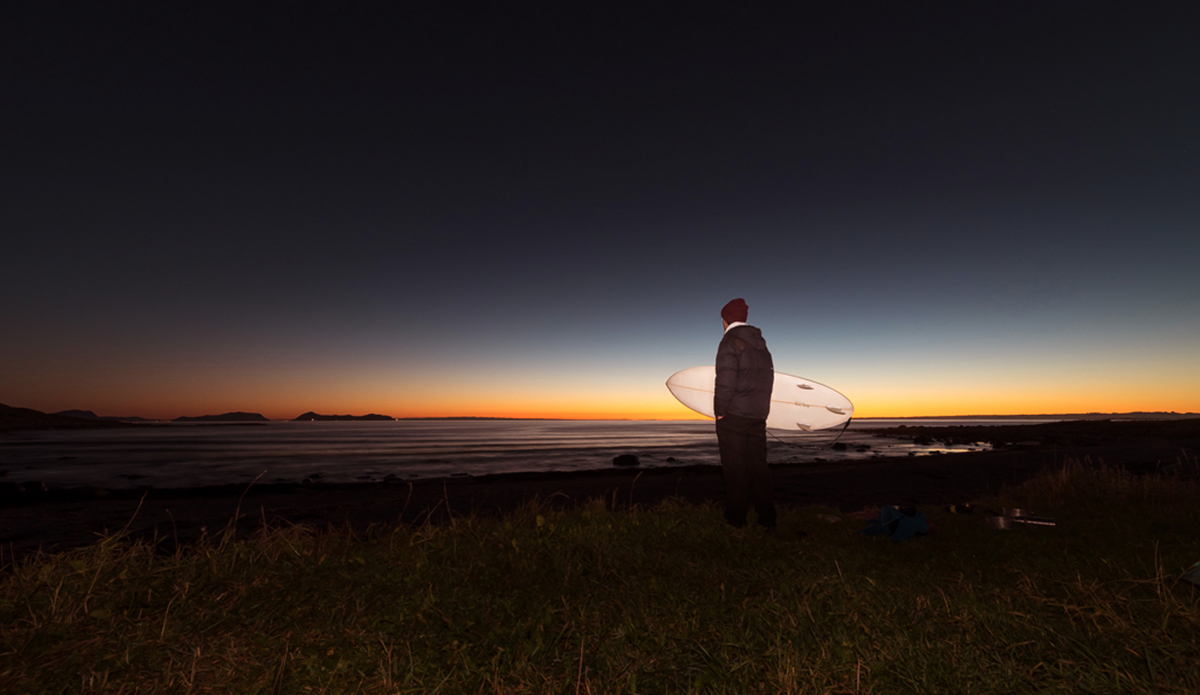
[714,298,776,529]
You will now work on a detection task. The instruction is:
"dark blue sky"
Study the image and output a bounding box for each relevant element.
[3,2,1198,418]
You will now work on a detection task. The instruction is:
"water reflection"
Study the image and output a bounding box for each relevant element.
[0,419,996,489]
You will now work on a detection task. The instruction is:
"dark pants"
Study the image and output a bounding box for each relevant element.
[716,414,776,528]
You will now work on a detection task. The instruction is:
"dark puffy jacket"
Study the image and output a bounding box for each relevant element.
[714,325,774,420]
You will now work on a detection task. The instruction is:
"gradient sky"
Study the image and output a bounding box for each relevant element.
[3,2,1198,420]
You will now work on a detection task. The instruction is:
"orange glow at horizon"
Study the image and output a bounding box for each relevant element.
[9,363,1199,421]
[26,392,1195,422]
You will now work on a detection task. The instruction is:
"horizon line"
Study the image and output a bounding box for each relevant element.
[12,403,1200,422]
[50,413,1200,422]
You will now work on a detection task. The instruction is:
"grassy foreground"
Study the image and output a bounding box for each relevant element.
[3,459,1199,694]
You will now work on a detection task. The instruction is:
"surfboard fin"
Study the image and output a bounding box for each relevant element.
[795,423,813,431]
[826,407,845,415]
[796,383,814,390]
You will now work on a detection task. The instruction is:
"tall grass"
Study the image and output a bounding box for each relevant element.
[3,459,1199,693]
[988,453,1200,514]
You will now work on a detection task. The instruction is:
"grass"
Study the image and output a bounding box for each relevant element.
[2,458,1199,694]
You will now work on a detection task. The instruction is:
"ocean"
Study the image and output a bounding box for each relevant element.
[0,419,1030,490]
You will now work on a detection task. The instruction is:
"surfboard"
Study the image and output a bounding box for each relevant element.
[666,366,853,431]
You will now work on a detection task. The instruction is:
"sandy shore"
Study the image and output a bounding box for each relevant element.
[2,419,1197,560]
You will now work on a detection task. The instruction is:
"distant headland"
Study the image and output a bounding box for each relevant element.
[3,402,1198,431]
[0,404,132,431]
[53,409,153,423]
[292,412,394,421]
[173,412,271,423]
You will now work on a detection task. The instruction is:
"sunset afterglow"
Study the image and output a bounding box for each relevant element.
[2,4,1197,423]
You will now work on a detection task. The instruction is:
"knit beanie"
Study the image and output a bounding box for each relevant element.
[721,298,748,323]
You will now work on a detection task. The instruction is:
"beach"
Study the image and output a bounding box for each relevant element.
[4,418,1197,559]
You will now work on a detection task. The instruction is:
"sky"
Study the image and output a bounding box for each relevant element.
[2,2,1198,420]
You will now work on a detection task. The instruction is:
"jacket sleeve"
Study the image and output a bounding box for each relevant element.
[713,335,739,418]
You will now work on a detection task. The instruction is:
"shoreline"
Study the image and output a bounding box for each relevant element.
[0,451,1044,559]
[2,419,1197,559]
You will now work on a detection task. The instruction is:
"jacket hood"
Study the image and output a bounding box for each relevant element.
[727,324,767,349]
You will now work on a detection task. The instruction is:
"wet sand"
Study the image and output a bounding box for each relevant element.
[2,419,1196,560]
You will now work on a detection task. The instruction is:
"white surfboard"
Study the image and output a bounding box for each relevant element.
[666,366,853,431]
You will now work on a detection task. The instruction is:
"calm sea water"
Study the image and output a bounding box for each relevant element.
[0,419,1029,490]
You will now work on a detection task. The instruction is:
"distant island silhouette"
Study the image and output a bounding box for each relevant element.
[292,412,394,421]
[2,403,1198,431]
[174,412,270,423]
[54,409,152,423]
[1,404,131,431]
